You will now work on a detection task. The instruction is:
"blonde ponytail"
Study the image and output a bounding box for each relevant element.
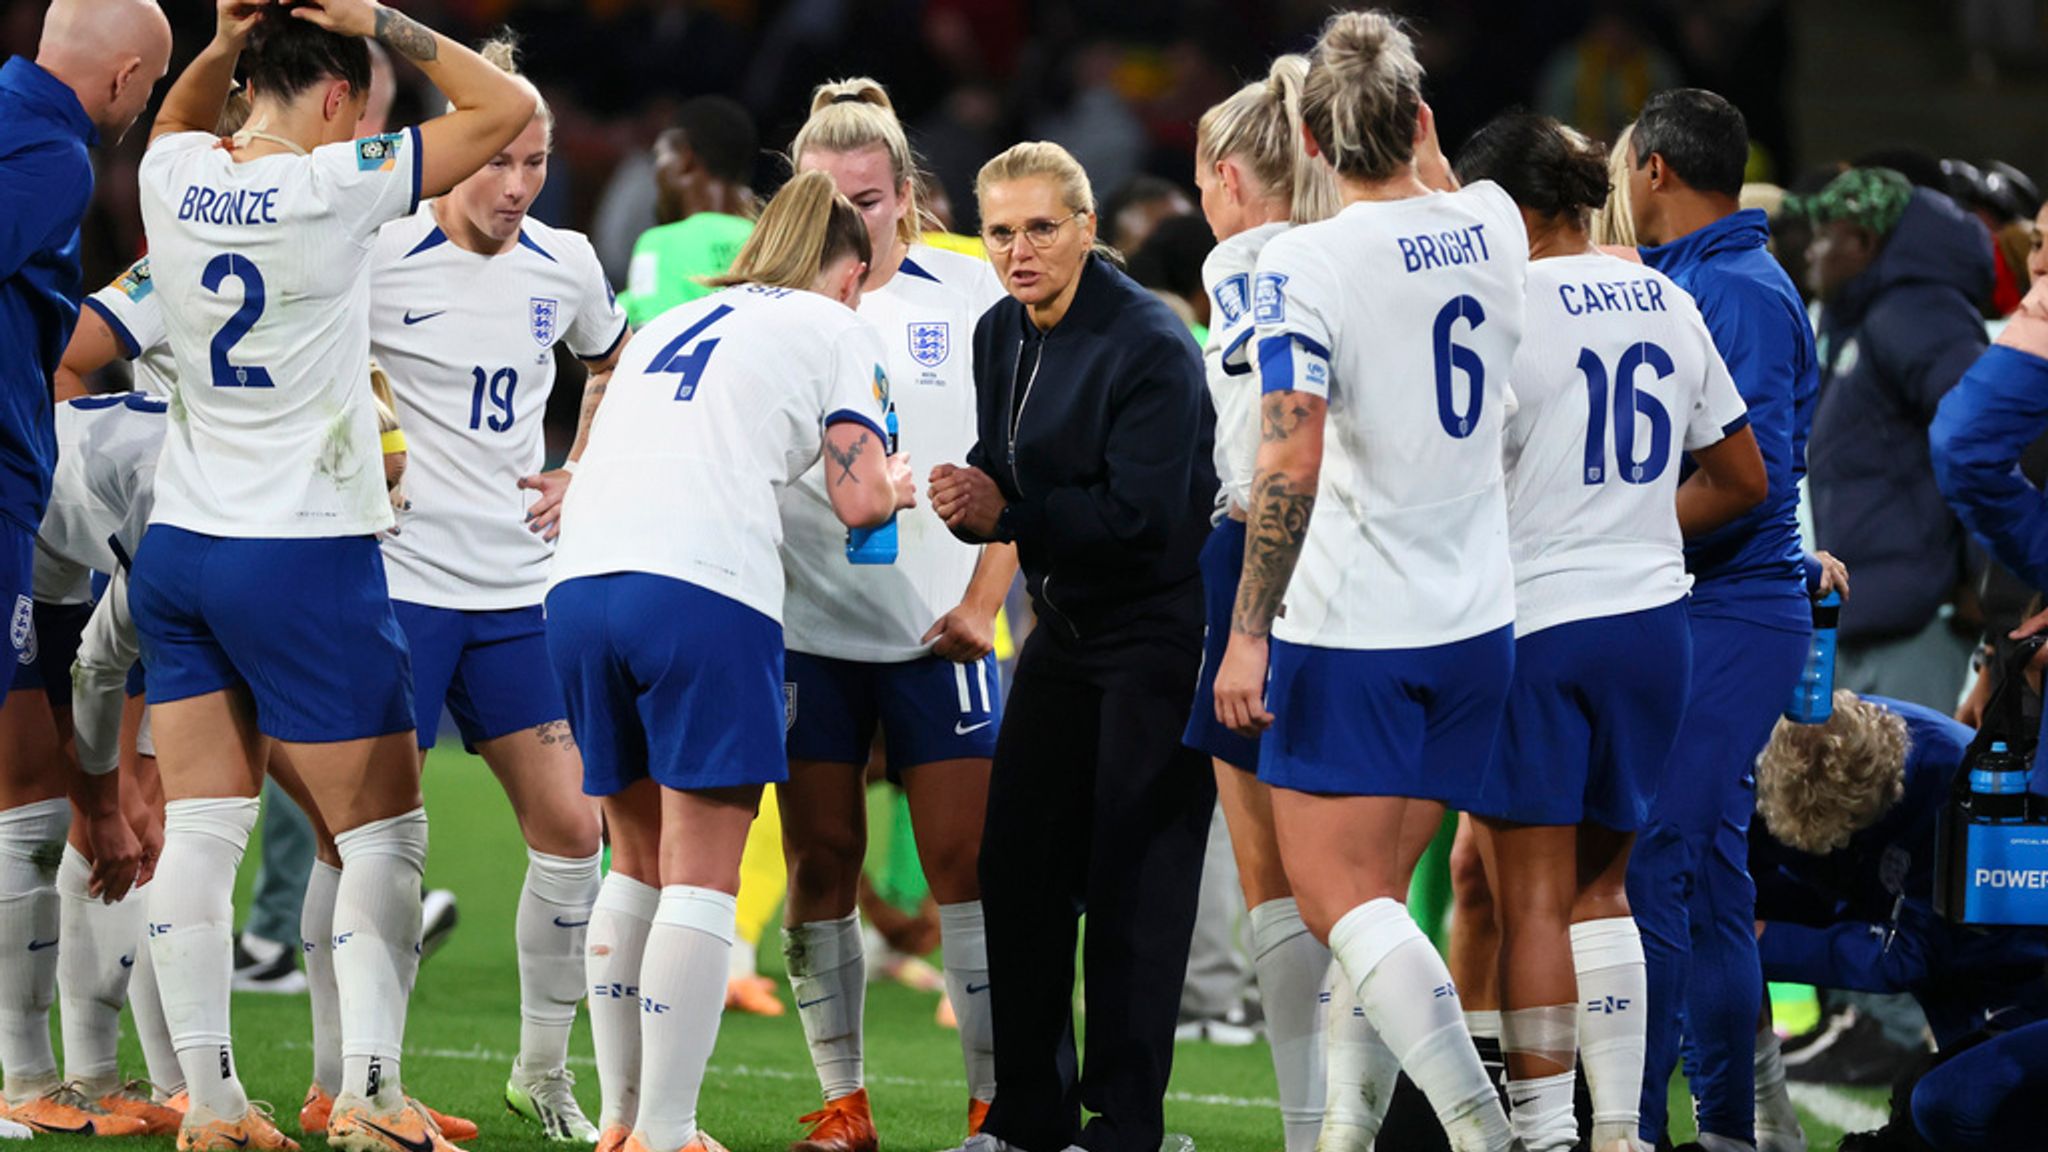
[710,169,872,292]
[1301,9,1425,183]
[1198,54,1341,225]
[792,78,927,247]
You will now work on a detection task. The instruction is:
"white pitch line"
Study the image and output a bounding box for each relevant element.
[282,1041,1284,1111]
[1786,1083,1889,1133]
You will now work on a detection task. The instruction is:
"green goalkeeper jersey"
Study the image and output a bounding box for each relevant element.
[620,211,755,328]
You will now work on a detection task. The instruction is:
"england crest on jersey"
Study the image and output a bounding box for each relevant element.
[530,297,559,348]
[10,595,33,666]
[908,322,949,368]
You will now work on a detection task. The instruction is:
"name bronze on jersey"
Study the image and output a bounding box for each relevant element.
[175,184,280,227]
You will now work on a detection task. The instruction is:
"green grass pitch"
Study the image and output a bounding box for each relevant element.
[34,750,1885,1150]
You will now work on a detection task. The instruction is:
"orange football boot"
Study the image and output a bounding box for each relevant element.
[790,1088,878,1152]
[9,1082,150,1137]
[177,1103,299,1151]
[97,1081,184,1135]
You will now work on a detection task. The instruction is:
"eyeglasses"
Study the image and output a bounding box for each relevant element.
[982,211,1087,253]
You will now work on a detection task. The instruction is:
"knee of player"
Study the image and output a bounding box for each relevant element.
[1449,834,1493,914]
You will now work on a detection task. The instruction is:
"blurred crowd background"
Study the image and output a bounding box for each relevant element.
[19,0,2048,444]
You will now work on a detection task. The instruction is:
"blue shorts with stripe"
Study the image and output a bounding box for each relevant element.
[784,649,1002,779]
[1183,516,1260,770]
[393,601,566,751]
[128,527,414,743]
[1258,625,1514,804]
[1467,599,1691,830]
[547,573,786,796]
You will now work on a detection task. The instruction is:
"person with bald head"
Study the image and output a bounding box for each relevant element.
[0,0,170,1139]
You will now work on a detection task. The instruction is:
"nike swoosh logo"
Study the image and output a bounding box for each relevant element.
[402,309,446,326]
[360,1118,436,1152]
[553,916,590,928]
[1509,1096,1538,1109]
[26,939,56,951]
[797,995,835,1009]
[965,982,990,994]
[954,720,992,735]
[223,1134,249,1148]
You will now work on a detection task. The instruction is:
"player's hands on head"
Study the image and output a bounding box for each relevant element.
[1214,634,1274,738]
[288,0,382,39]
[216,0,269,47]
[929,463,1003,538]
[520,469,571,540]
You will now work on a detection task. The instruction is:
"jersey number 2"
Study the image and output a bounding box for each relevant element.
[645,304,733,402]
[1578,343,1674,485]
[201,254,273,389]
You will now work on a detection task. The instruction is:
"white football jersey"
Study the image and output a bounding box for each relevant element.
[1503,253,1750,635]
[34,394,168,603]
[370,207,628,609]
[1255,183,1529,649]
[1205,222,1288,515]
[780,246,1005,661]
[550,285,892,625]
[138,128,423,538]
[82,257,176,395]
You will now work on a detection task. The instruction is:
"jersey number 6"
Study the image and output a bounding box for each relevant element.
[200,254,274,389]
[1432,295,1485,439]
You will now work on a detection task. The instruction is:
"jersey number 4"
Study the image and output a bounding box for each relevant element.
[1578,343,1674,485]
[200,254,273,389]
[644,304,733,402]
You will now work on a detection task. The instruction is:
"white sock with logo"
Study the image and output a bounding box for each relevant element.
[1572,917,1648,1148]
[1320,962,1399,1149]
[635,887,733,1151]
[0,799,69,1104]
[1328,898,1511,1152]
[57,844,141,1097]
[126,890,184,1098]
[151,798,258,1121]
[587,872,656,1131]
[939,901,994,1105]
[333,809,427,1109]
[784,911,865,1101]
[1249,898,1328,1152]
[515,849,601,1078]
[302,860,344,1092]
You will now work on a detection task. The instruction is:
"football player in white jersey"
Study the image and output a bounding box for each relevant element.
[1182,56,1341,1152]
[773,78,1013,1149]
[366,38,624,1143]
[131,2,535,1150]
[548,171,913,1152]
[1210,11,1527,1151]
[1452,113,1767,1152]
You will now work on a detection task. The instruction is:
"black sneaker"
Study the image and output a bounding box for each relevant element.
[1785,1008,1921,1086]
[420,887,459,962]
[231,932,306,994]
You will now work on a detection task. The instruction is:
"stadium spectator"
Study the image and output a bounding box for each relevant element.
[620,96,759,328]
[1802,167,1988,711]
[1623,86,1823,1152]
[930,139,1216,1152]
[1100,173,1195,255]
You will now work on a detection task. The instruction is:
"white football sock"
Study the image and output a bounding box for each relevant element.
[1329,898,1511,1152]
[126,897,184,1098]
[1573,917,1648,1148]
[57,844,140,1096]
[1754,1025,1806,1152]
[1249,898,1328,1152]
[939,901,995,1105]
[1319,962,1398,1150]
[636,887,733,1152]
[333,809,427,1108]
[515,849,600,1077]
[588,872,656,1130]
[150,797,259,1120]
[0,799,68,1104]
[1503,1005,1578,1152]
[301,860,343,1092]
[784,911,865,1100]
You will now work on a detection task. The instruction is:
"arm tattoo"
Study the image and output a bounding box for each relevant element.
[826,430,870,486]
[374,7,439,62]
[534,719,576,749]
[1230,469,1316,638]
[1262,394,1316,442]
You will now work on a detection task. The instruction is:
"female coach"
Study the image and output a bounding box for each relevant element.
[928,140,1218,1152]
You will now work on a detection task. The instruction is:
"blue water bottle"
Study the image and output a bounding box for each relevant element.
[1967,741,2033,825]
[1784,590,1841,723]
[846,405,899,565]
